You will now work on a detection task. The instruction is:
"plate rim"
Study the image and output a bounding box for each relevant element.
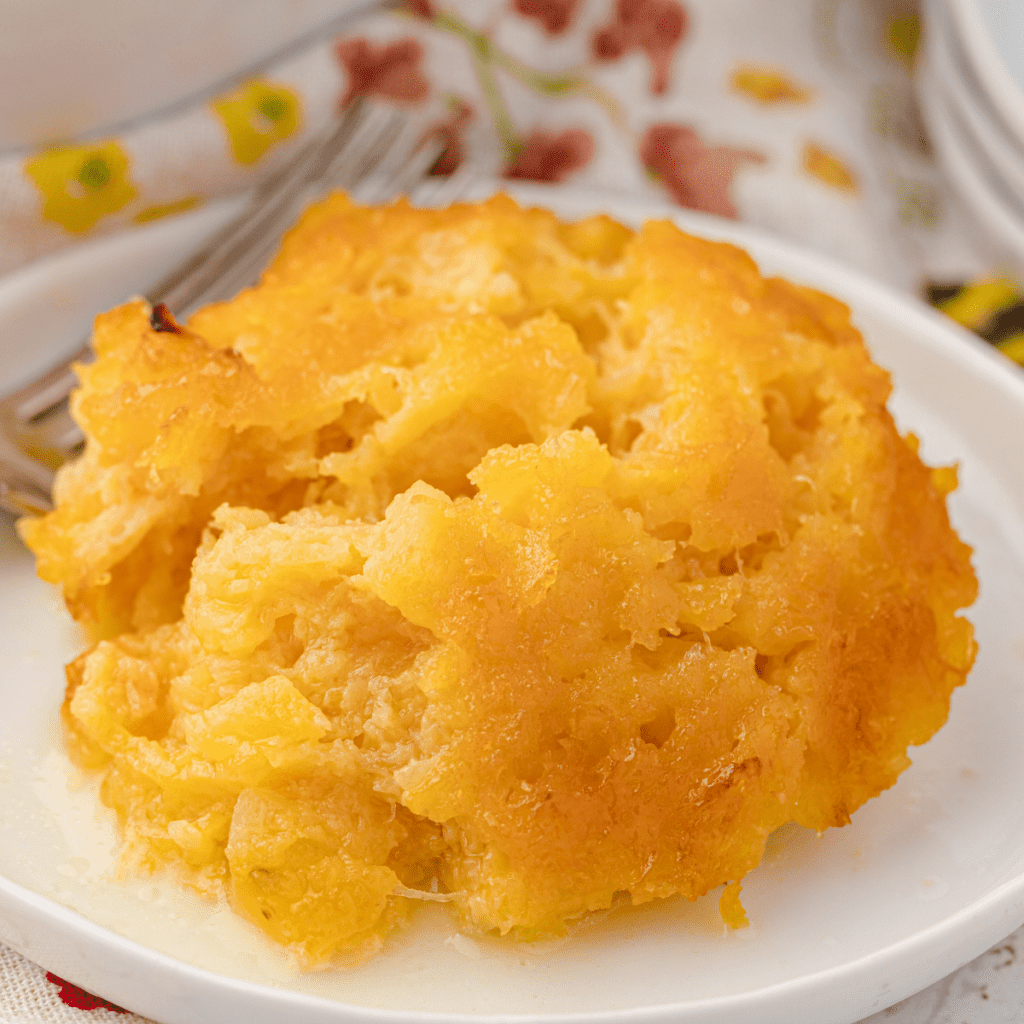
[3,184,1024,1024]
[916,45,1024,273]
[2,860,1024,1024]
[0,0,388,158]
[947,0,1024,150]
[927,0,1024,205]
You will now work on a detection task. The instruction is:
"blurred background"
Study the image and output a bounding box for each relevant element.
[2,0,1024,363]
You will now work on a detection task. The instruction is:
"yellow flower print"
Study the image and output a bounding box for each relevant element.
[998,332,1024,364]
[24,141,137,234]
[888,15,921,65]
[213,80,302,165]
[938,276,1019,331]
[802,142,858,193]
[732,65,811,105]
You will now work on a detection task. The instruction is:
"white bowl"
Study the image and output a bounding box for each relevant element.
[947,0,1024,149]
[2,185,1024,1024]
[0,0,383,155]
[929,0,1024,206]
[918,43,1024,277]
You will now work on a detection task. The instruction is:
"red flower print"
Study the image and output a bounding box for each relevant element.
[426,98,474,176]
[403,0,435,17]
[334,38,430,108]
[504,128,594,183]
[513,0,582,34]
[640,124,766,219]
[802,142,859,193]
[593,0,689,95]
[46,973,129,1014]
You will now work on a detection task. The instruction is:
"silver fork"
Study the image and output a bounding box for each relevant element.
[0,101,473,518]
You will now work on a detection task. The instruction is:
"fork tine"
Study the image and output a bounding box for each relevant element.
[153,100,371,313]
[167,105,434,313]
[317,103,403,187]
[0,431,54,515]
[19,403,84,458]
[353,124,446,206]
[159,103,439,315]
[410,160,486,210]
[6,358,85,424]
[2,100,470,517]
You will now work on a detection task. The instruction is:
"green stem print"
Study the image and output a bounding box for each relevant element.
[431,9,622,162]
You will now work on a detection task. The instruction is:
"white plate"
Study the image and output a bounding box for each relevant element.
[971,0,1024,94]
[928,0,1024,206]
[918,41,1024,277]
[947,0,1024,150]
[3,186,1024,1024]
[0,0,384,154]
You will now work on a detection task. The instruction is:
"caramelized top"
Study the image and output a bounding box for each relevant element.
[24,194,976,962]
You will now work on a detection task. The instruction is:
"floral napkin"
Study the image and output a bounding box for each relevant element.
[1,1,1022,1022]
[2,0,1023,344]
[2,0,1023,340]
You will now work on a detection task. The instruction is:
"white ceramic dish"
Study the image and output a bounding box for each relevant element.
[918,44,1024,276]
[0,0,386,154]
[3,185,1024,1024]
[929,0,1024,206]
[947,0,1024,149]
[971,0,1024,92]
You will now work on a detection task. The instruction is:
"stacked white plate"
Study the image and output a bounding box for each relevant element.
[919,0,1024,275]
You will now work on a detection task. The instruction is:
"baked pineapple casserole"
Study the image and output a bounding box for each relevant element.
[21,194,977,962]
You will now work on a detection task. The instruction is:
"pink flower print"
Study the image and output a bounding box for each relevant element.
[513,0,583,35]
[504,128,594,183]
[426,98,474,177]
[403,0,435,19]
[335,38,430,108]
[640,123,766,219]
[592,0,689,95]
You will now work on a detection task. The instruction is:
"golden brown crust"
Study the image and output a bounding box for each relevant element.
[25,194,976,962]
